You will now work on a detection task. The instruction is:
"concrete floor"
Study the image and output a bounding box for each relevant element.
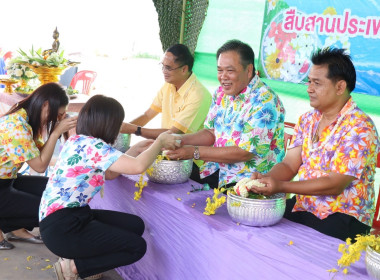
[0,229,123,280]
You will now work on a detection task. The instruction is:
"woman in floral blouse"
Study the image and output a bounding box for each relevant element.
[39,95,180,280]
[0,83,77,250]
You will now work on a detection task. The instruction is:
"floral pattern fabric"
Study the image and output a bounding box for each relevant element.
[0,109,41,179]
[39,135,123,221]
[289,98,379,226]
[201,75,285,187]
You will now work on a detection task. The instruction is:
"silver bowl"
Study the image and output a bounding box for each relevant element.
[147,159,193,184]
[227,192,286,226]
[112,133,131,153]
[366,246,380,280]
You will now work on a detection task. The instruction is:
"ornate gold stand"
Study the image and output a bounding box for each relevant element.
[28,65,66,85]
[0,78,19,94]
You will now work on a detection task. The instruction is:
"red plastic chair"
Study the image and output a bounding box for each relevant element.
[284,122,296,151]
[371,152,380,232]
[3,51,12,62]
[69,70,97,95]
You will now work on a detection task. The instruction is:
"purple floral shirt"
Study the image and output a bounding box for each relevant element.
[39,134,123,221]
[200,75,285,187]
[289,98,379,226]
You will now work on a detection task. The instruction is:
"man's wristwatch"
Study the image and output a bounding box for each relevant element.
[193,146,200,160]
[135,126,142,136]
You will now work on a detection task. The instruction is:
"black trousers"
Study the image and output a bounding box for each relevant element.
[190,163,236,189]
[40,206,147,278]
[284,196,370,241]
[0,175,47,233]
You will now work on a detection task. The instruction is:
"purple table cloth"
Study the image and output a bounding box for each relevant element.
[90,175,370,280]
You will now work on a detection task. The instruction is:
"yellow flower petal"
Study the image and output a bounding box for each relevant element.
[26,256,32,262]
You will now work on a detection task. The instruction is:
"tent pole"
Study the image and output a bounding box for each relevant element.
[179,0,186,43]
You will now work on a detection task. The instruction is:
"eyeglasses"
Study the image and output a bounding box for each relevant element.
[159,63,185,72]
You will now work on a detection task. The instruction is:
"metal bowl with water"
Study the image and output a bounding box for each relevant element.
[147,159,193,184]
[366,246,380,280]
[112,133,131,153]
[227,192,286,226]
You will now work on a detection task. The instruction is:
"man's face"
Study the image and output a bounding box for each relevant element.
[217,50,253,96]
[161,52,185,84]
[307,64,341,111]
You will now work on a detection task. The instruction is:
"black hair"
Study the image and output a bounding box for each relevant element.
[166,44,194,72]
[216,39,256,72]
[76,95,125,144]
[6,82,69,140]
[311,47,356,93]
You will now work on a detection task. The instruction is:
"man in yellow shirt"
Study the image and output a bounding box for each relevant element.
[120,44,212,139]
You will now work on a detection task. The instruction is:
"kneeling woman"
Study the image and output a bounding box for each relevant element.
[0,83,76,250]
[39,95,180,280]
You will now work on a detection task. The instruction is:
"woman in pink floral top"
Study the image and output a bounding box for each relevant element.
[250,48,379,241]
[0,83,76,250]
[39,95,180,280]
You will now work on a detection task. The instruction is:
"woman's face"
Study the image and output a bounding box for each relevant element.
[41,102,68,125]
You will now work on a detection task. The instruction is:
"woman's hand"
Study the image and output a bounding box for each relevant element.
[127,139,154,157]
[156,132,181,150]
[54,115,77,135]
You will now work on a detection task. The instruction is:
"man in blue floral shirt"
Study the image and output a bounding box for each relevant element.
[166,39,285,188]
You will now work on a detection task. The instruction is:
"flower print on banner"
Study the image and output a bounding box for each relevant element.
[267,0,279,14]
[321,7,351,53]
[260,10,319,83]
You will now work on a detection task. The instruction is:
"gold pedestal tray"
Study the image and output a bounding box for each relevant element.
[28,65,67,85]
[0,78,19,94]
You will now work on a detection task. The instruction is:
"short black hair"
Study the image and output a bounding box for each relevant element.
[216,39,256,72]
[311,47,356,93]
[76,95,125,144]
[166,44,194,72]
[6,82,69,140]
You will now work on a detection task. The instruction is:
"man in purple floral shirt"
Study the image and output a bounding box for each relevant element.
[166,40,285,188]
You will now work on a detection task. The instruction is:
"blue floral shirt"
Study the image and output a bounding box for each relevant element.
[201,75,285,187]
[39,134,123,221]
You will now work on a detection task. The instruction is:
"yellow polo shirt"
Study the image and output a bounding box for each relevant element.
[150,73,211,133]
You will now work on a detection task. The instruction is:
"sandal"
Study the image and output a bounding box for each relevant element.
[84,273,103,280]
[53,258,78,280]
[0,239,15,250]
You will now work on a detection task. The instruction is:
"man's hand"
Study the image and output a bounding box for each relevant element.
[120,122,137,134]
[165,145,195,160]
[250,176,283,196]
[250,172,264,180]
